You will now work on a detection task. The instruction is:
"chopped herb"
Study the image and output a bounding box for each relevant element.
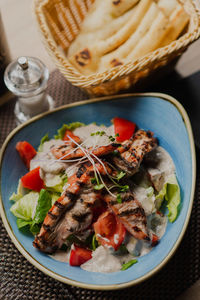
[91,131,106,137]
[109,136,115,142]
[100,131,106,136]
[120,185,129,192]
[121,259,138,271]
[91,177,97,184]
[117,194,122,203]
[94,183,105,190]
[90,131,119,142]
[116,171,126,181]
[91,234,99,251]
[108,133,119,142]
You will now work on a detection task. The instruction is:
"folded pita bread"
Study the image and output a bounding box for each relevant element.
[68,0,152,74]
[159,3,189,47]
[156,0,178,17]
[67,8,133,57]
[66,0,189,75]
[99,2,159,71]
[80,0,139,33]
[110,0,139,17]
[125,10,168,62]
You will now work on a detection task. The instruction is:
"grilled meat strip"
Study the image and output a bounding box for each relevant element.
[33,161,112,253]
[51,142,120,160]
[112,129,158,175]
[51,129,157,178]
[51,127,120,160]
[104,192,150,241]
[43,193,101,253]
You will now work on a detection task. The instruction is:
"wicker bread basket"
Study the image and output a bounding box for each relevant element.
[34,0,200,96]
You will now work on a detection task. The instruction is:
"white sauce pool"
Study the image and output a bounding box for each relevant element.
[81,246,133,273]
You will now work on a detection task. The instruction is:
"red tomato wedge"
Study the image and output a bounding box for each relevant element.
[16,141,37,169]
[21,167,45,192]
[113,117,136,142]
[93,210,126,251]
[69,244,92,266]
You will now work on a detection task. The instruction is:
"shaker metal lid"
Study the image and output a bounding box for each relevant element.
[4,56,49,96]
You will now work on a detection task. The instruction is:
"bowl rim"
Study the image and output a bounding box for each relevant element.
[0,92,196,290]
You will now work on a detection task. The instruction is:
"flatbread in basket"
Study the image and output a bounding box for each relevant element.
[68,0,189,75]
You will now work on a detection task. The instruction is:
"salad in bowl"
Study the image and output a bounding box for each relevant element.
[10,117,180,273]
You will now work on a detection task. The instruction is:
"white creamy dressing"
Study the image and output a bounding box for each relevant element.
[81,213,167,273]
[30,139,67,174]
[74,124,115,148]
[50,250,70,263]
[147,146,175,192]
[81,246,133,273]
[30,124,115,187]
[31,124,176,273]
[133,185,156,216]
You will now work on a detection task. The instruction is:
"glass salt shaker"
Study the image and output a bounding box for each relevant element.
[4,56,54,124]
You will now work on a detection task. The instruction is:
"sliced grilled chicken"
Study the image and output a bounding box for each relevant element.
[51,142,120,160]
[51,129,157,178]
[104,192,150,241]
[33,161,112,253]
[113,129,158,175]
[48,198,94,250]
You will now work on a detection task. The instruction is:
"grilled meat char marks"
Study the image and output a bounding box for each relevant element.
[51,138,120,160]
[51,129,157,178]
[52,198,94,249]
[34,129,157,253]
[104,192,150,241]
[113,130,158,175]
[33,162,112,253]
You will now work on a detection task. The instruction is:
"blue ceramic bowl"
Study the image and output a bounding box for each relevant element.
[0,93,196,290]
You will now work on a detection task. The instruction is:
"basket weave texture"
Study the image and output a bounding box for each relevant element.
[34,0,200,96]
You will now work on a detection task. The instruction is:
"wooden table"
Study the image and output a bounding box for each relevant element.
[1,1,200,299]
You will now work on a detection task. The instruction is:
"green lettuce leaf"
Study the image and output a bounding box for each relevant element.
[155,184,167,209]
[54,122,85,139]
[38,134,49,152]
[155,174,180,222]
[165,175,181,223]
[51,193,60,205]
[16,218,32,229]
[10,191,39,220]
[45,173,67,193]
[9,180,28,202]
[30,189,52,234]
[11,189,54,235]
